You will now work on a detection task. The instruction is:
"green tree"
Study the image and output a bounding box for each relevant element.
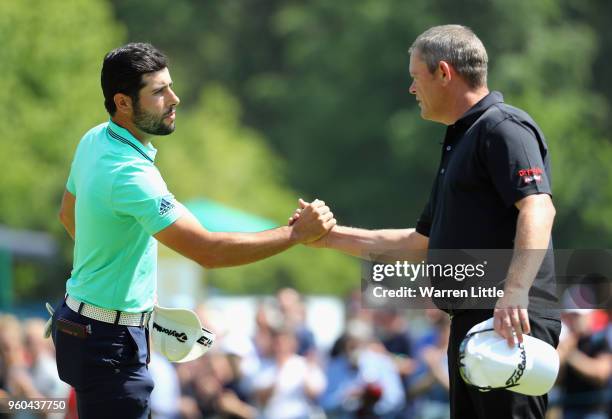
[0,0,124,299]
[111,0,612,247]
[0,0,359,299]
[0,0,123,232]
[155,85,358,295]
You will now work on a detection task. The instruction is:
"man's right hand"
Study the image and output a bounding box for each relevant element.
[289,198,335,244]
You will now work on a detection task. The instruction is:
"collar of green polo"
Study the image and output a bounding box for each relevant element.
[107,119,158,163]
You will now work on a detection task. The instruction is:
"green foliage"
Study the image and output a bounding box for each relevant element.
[154,85,359,294]
[0,0,124,299]
[111,0,612,247]
[4,0,612,298]
[489,22,612,246]
[0,0,359,297]
[0,0,123,231]
[156,85,295,222]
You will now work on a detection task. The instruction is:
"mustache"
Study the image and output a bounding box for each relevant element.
[164,107,176,117]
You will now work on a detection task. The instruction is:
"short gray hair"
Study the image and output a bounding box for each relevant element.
[409,25,488,88]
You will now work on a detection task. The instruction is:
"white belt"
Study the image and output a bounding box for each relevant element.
[65,295,152,327]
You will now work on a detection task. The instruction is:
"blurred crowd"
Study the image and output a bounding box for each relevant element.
[0,288,610,419]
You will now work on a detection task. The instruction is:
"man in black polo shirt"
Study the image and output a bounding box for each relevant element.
[293,25,561,418]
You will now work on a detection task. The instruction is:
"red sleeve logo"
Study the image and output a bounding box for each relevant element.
[518,167,543,184]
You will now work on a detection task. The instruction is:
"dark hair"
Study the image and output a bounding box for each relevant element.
[101,43,168,115]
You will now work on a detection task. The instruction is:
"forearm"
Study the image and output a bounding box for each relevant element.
[218,393,256,419]
[202,227,297,268]
[165,218,297,269]
[157,201,334,269]
[429,363,450,390]
[566,353,612,385]
[504,197,555,293]
[322,226,428,259]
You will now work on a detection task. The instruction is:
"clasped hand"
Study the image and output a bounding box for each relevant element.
[289,198,336,244]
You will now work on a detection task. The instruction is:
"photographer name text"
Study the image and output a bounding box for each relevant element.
[372,286,504,299]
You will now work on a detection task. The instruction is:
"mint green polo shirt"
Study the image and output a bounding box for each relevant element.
[65,120,183,313]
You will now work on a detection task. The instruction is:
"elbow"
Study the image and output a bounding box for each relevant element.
[535,194,556,222]
[547,199,556,220]
[195,255,221,270]
[195,258,215,270]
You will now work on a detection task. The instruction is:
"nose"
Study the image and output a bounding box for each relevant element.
[168,87,180,107]
[409,81,416,95]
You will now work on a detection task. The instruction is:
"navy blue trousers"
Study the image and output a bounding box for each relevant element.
[52,302,154,419]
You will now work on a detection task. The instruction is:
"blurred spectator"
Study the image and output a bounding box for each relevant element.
[149,350,181,419]
[253,325,325,419]
[375,309,417,378]
[557,309,611,419]
[321,319,405,418]
[277,288,317,357]
[23,318,70,399]
[407,311,450,419]
[175,358,203,419]
[14,293,608,418]
[216,349,258,419]
[0,315,41,399]
[220,332,260,399]
[374,309,417,418]
[178,350,257,419]
[253,302,281,363]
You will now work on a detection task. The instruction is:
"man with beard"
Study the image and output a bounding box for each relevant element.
[55,43,335,419]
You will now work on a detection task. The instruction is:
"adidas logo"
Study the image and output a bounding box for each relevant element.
[159,197,175,215]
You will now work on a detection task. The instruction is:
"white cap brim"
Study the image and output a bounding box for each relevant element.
[150,305,215,363]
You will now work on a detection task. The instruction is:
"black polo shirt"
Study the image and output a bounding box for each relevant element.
[416,91,557,310]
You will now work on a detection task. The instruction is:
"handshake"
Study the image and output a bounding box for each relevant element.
[287,198,335,246]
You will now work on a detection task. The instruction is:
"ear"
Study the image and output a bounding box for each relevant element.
[113,93,133,115]
[438,61,453,86]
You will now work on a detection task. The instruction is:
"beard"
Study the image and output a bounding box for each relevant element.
[133,102,175,136]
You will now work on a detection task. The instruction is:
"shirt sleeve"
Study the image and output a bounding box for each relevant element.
[66,145,79,195]
[484,118,552,207]
[112,164,183,235]
[415,199,432,237]
[66,166,76,195]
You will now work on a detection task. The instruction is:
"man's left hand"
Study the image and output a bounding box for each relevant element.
[494,288,530,347]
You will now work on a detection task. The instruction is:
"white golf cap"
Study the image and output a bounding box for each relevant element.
[149,305,215,363]
[459,317,559,396]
